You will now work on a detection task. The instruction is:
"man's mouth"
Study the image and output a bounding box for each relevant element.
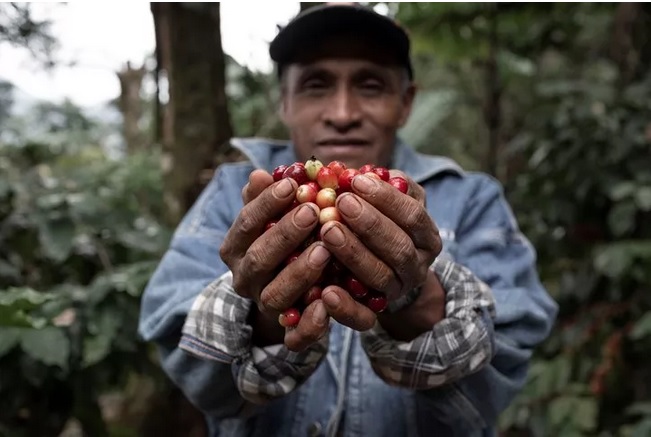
[316,138,370,148]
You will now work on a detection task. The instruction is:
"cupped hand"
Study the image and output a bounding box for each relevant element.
[319,171,442,329]
[219,170,332,351]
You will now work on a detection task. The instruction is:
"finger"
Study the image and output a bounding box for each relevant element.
[284,300,330,352]
[350,174,440,252]
[321,286,377,332]
[242,169,274,204]
[335,193,426,293]
[259,242,330,312]
[221,177,298,260]
[388,169,426,204]
[319,221,402,298]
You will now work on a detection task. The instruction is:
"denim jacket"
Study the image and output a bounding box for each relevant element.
[138,138,558,437]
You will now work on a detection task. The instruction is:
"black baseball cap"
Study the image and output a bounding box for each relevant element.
[269,3,414,79]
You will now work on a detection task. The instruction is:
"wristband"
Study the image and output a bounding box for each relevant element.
[385,284,423,314]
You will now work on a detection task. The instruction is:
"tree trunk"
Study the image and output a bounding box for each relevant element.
[116,62,147,154]
[483,2,502,179]
[610,3,640,86]
[151,2,236,226]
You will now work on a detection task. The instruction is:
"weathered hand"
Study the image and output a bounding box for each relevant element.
[319,171,442,330]
[219,170,331,351]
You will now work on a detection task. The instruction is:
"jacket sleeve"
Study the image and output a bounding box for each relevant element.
[364,174,558,435]
[416,175,558,434]
[137,165,326,419]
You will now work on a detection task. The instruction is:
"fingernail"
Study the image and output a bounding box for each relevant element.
[312,301,327,325]
[294,204,317,227]
[322,224,345,246]
[352,175,377,194]
[337,194,361,218]
[322,290,340,308]
[273,179,294,198]
[308,244,330,267]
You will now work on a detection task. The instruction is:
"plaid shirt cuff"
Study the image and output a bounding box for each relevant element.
[179,271,328,404]
[360,257,496,390]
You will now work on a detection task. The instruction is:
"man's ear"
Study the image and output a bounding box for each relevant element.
[398,83,417,128]
[277,92,289,125]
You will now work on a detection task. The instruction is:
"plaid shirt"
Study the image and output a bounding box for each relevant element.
[180,257,496,404]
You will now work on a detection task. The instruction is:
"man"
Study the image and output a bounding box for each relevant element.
[139,4,558,437]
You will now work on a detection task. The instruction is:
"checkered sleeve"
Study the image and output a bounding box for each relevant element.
[360,257,496,390]
[179,271,328,405]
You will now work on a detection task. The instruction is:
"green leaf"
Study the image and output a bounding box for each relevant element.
[0,288,53,328]
[37,215,76,262]
[630,312,651,340]
[607,201,637,237]
[83,310,120,367]
[0,327,21,357]
[635,186,651,211]
[632,418,651,437]
[548,396,573,428]
[573,397,597,431]
[608,181,636,201]
[20,326,69,369]
[594,244,633,278]
[626,402,651,417]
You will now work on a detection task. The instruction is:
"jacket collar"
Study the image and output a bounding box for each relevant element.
[230,137,463,184]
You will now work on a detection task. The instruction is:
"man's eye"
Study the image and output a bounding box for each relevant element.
[304,79,327,89]
[360,80,383,92]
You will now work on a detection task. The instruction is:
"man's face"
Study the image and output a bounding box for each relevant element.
[279,38,416,169]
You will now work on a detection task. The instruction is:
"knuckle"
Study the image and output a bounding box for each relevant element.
[393,239,414,269]
[238,212,258,235]
[243,249,269,277]
[373,267,394,292]
[218,242,230,264]
[402,205,424,230]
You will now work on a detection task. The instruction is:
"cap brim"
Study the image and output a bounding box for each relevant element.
[270,4,412,78]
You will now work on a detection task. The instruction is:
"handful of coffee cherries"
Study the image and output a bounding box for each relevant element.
[267,156,409,328]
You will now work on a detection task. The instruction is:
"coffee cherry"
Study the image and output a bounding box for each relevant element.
[283,163,309,185]
[279,308,301,327]
[316,188,337,209]
[388,176,409,194]
[364,291,388,313]
[319,206,341,224]
[303,285,323,305]
[305,156,324,181]
[327,160,347,177]
[286,250,302,265]
[316,167,338,190]
[344,276,368,299]
[372,166,390,182]
[338,168,360,192]
[296,183,318,204]
[359,164,375,174]
[265,221,278,232]
[272,165,289,182]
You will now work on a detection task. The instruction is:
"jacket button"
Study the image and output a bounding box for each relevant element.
[307,422,323,437]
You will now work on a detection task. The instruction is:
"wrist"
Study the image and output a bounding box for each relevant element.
[248,306,285,347]
[377,268,446,342]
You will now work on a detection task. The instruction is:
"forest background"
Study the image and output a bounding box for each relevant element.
[1,2,651,436]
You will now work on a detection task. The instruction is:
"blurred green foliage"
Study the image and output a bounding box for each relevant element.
[2,2,651,436]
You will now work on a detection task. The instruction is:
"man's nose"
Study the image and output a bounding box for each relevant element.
[323,89,361,131]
